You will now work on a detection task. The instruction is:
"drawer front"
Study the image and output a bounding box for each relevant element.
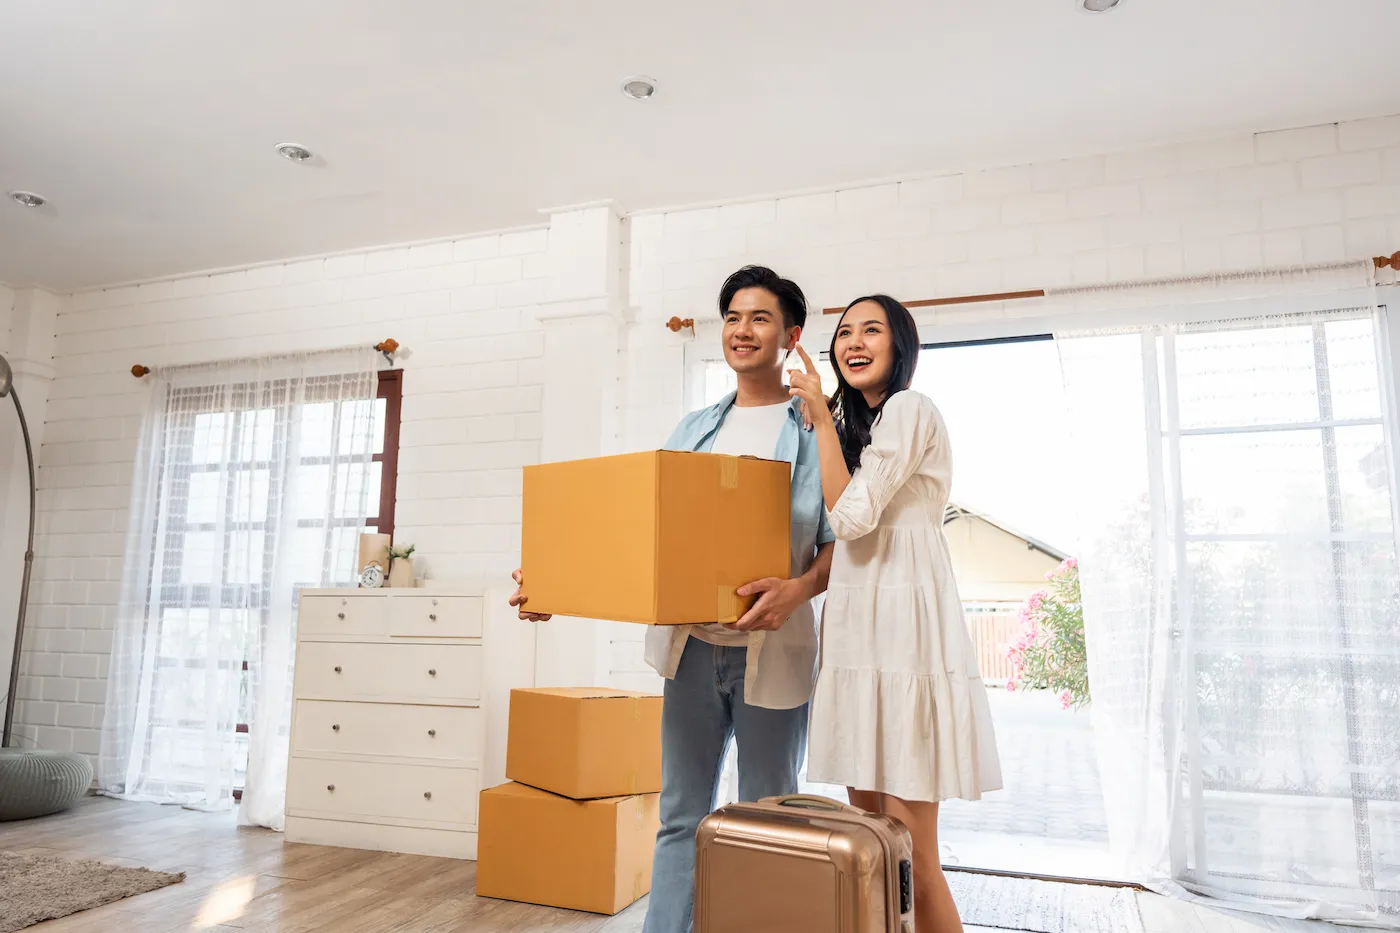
[389,596,482,639]
[294,700,481,762]
[295,642,482,702]
[287,757,477,826]
[299,596,386,638]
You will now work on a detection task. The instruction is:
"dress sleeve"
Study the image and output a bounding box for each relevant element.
[825,392,938,541]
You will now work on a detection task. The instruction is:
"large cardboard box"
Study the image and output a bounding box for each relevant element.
[521,450,790,624]
[476,782,659,915]
[506,687,662,799]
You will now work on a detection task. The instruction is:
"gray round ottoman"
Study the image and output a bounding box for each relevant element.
[0,748,93,821]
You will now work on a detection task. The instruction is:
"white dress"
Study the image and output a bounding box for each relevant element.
[807,390,1003,802]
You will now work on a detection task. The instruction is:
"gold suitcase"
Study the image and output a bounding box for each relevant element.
[694,794,915,933]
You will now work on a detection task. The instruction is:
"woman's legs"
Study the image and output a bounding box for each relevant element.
[848,788,962,933]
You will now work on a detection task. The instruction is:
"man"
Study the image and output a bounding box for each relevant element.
[510,265,835,933]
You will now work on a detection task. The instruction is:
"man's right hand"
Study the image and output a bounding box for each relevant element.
[509,569,552,622]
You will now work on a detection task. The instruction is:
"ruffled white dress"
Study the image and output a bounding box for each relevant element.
[808,390,1003,802]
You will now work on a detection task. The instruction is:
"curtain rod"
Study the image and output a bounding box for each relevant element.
[131,339,398,378]
[819,252,1399,315]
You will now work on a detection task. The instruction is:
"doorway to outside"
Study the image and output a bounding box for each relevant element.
[700,335,1116,881]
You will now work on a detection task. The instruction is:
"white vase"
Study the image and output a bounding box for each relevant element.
[387,558,415,588]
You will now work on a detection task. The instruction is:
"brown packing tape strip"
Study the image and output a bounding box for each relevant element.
[716,586,739,623]
[633,870,644,902]
[719,457,739,489]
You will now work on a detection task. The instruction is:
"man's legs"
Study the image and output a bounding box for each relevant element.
[727,650,809,803]
[641,640,732,933]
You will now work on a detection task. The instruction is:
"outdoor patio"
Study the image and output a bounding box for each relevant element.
[801,686,1117,880]
[940,687,1115,878]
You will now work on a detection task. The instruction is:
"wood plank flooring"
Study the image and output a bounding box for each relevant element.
[0,795,1350,933]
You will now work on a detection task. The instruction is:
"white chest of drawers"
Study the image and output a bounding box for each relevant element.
[284,584,531,860]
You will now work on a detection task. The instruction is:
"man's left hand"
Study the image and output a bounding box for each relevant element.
[730,577,806,632]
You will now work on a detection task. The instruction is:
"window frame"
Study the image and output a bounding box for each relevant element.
[366,369,403,541]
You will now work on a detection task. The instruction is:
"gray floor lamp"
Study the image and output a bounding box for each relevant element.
[0,352,36,749]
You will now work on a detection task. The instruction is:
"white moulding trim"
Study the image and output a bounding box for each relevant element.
[535,296,631,324]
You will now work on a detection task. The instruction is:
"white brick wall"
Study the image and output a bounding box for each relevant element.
[13,113,1400,748]
[12,230,549,755]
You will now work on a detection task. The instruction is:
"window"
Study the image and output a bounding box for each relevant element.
[124,368,402,801]
[222,370,401,782]
[1059,307,1400,913]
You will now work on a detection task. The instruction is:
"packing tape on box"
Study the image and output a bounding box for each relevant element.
[716,586,739,623]
[633,871,645,902]
[719,458,739,489]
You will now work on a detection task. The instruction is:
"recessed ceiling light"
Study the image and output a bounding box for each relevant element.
[8,191,46,208]
[1079,0,1122,10]
[275,143,315,163]
[620,76,657,101]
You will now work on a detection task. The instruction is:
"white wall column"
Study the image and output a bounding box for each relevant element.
[0,287,59,730]
[530,203,629,689]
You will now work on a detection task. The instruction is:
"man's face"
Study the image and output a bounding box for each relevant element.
[721,287,800,376]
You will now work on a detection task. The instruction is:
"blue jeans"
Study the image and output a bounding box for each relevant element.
[641,639,809,933]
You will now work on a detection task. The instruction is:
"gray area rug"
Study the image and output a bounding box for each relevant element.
[948,871,1145,933]
[0,851,184,932]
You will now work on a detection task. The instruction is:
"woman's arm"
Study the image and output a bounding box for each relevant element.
[821,391,937,540]
[787,346,851,510]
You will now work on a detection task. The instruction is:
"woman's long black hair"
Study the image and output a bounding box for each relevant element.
[828,295,921,473]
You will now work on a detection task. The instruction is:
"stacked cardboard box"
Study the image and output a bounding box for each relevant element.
[476,687,664,915]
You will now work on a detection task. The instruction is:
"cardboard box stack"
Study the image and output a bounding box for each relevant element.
[520,450,791,624]
[476,687,664,915]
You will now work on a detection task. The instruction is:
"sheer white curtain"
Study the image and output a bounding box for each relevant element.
[1053,266,1400,924]
[99,348,378,829]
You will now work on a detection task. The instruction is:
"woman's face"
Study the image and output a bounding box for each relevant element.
[833,300,895,398]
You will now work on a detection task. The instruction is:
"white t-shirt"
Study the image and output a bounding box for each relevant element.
[691,401,791,647]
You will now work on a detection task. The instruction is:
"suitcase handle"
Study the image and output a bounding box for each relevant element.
[765,794,861,814]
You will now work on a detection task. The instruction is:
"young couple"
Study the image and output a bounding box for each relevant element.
[510,265,1001,933]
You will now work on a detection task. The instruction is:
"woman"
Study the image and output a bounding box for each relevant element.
[787,295,1001,933]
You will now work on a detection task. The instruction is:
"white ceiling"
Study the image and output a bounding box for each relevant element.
[2,0,1398,291]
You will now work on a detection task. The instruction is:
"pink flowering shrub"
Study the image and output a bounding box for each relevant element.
[1006,558,1089,710]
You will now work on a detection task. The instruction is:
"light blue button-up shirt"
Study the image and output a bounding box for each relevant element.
[642,392,836,710]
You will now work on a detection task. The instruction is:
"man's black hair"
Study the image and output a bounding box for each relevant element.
[718,265,807,331]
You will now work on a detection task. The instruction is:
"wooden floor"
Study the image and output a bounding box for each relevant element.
[0,796,1345,933]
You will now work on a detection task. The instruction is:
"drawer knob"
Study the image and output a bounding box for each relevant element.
[428,729,436,737]
[428,668,437,676]
[429,613,437,621]
[327,784,336,792]
[334,666,342,673]
[423,791,432,800]
[432,598,438,606]
[337,612,345,620]
[332,724,340,732]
